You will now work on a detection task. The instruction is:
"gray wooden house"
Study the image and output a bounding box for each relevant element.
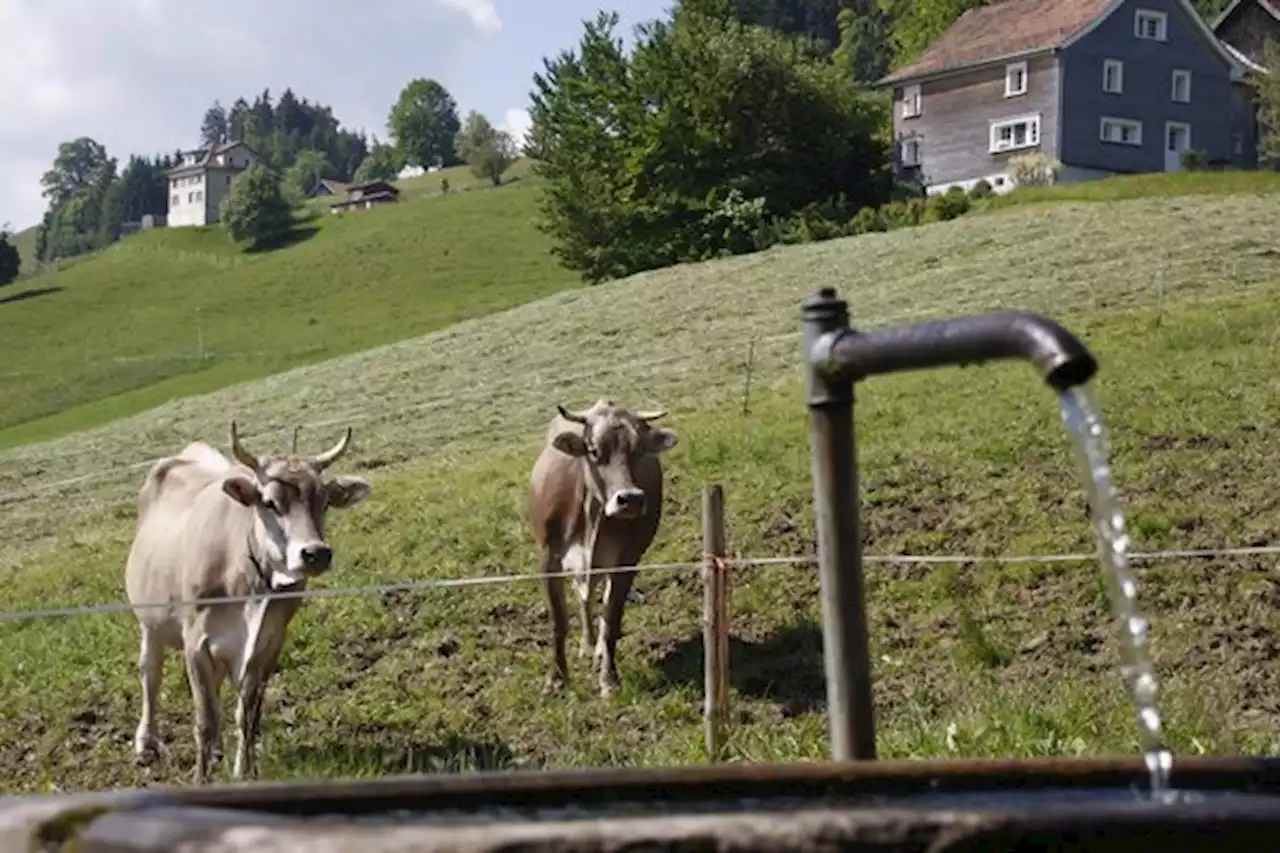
[876,0,1253,194]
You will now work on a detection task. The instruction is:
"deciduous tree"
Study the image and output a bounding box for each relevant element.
[454,111,517,185]
[388,78,462,169]
[284,149,331,199]
[219,164,293,250]
[353,137,403,183]
[528,8,890,282]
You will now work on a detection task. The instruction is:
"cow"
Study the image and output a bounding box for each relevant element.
[124,422,371,783]
[527,399,678,696]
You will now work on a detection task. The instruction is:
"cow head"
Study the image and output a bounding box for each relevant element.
[220,422,372,580]
[552,399,677,520]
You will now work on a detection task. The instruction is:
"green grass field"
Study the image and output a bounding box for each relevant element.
[0,160,577,450]
[1,190,1279,793]
[978,168,1280,210]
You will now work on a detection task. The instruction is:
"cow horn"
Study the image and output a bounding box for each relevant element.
[557,405,589,425]
[309,427,353,470]
[633,408,667,422]
[229,421,260,471]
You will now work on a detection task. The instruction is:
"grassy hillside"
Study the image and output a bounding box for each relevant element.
[979,169,1280,210]
[1,192,1278,792]
[0,162,575,449]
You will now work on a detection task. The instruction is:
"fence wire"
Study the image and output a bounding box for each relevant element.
[3,545,1276,625]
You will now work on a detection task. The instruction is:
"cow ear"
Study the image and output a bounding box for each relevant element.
[327,475,371,510]
[222,473,261,507]
[552,431,590,457]
[645,428,678,455]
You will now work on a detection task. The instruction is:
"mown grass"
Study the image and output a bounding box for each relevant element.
[0,170,575,449]
[1,194,1279,793]
[980,169,1280,211]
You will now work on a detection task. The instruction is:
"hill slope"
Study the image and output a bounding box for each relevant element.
[0,163,575,448]
[1,193,1279,791]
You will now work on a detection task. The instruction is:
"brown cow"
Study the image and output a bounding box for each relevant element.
[124,422,371,783]
[527,399,678,696]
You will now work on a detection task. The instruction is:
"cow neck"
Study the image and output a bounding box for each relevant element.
[579,477,604,561]
[244,531,276,595]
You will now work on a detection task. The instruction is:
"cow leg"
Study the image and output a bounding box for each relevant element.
[183,633,221,784]
[540,544,569,692]
[596,568,638,697]
[576,571,599,661]
[134,625,164,763]
[576,568,599,660]
[233,669,269,779]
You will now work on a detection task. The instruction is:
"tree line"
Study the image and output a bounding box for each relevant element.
[29,78,521,266]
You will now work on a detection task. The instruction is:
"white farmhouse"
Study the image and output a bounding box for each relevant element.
[166,141,260,227]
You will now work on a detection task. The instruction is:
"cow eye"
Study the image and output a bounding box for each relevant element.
[263,498,283,514]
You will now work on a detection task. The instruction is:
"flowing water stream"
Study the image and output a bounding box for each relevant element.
[1058,384,1172,795]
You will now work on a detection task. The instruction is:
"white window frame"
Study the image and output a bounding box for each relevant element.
[988,113,1041,154]
[1103,59,1124,94]
[902,83,922,118]
[1004,61,1028,97]
[1171,69,1191,103]
[1134,8,1168,41]
[1100,116,1143,146]
[900,136,921,167]
[1165,121,1192,154]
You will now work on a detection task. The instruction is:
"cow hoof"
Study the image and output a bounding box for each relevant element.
[598,680,619,698]
[134,735,160,765]
[542,674,567,695]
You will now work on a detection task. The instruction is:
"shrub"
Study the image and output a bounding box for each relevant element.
[219,164,293,250]
[878,197,927,229]
[1180,148,1210,171]
[1008,152,1062,188]
[848,205,886,234]
[701,188,770,255]
[968,178,994,200]
[925,186,971,222]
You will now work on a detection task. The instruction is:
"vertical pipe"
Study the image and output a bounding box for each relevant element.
[702,484,730,762]
[801,288,877,761]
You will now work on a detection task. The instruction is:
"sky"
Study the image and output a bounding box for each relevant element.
[0,0,675,232]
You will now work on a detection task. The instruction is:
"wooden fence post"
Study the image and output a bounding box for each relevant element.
[702,484,730,762]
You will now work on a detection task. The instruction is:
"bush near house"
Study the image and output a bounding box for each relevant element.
[1008,152,1062,188]
[220,164,294,250]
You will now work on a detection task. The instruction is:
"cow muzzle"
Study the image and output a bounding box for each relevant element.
[604,488,646,519]
[297,541,334,574]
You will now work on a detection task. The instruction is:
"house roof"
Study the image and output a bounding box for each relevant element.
[347,181,400,196]
[1213,0,1280,29]
[878,0,1246,86]
[877,0,1113,85]
[314,178,351,195]
[1224,40,1268,73]
[166,140,258,177]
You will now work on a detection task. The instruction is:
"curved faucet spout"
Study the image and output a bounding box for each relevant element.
[812,309,1098,391]
[798,287,1101,764]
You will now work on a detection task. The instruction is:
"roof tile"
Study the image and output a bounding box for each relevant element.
[878,0,1114,85]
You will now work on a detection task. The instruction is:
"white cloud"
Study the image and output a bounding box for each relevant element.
[436,0,502,37]
[500,107,532,149]
[0,0,503,231]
